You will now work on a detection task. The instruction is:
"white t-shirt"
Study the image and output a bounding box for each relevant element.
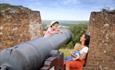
[79,46,88,55]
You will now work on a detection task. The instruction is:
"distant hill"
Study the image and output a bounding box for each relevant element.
[42,20,89,30]
[42,20,88,25]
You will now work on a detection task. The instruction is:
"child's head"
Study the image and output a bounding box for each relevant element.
[49,21,59,29]
[74,43,81,51]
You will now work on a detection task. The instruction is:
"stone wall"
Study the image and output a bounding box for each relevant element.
[0,4,43,50]
[84,11,115,70]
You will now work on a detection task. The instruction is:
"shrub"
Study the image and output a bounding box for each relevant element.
[62,23,88,48]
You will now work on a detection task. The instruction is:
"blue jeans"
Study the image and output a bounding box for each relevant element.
[64,56,73,62]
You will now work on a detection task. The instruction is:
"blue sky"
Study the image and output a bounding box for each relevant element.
[0,0,115,20]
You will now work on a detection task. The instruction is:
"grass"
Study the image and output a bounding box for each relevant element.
[59,48,74,57]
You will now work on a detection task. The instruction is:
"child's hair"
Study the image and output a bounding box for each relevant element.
[74,43,82,51]
[50,21,59,27]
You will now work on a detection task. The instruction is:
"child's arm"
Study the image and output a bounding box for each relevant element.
[50,28,62,34]
[73,52,87,61]
[72,51,80,60]
[71,51,78,58]
[46,28,59,35]
[50,30,59,34]
[73,56,79,60]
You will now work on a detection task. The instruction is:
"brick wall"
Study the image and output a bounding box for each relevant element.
[84,11,115,70]
[0,5,43,50]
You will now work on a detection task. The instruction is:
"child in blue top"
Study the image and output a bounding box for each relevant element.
[64,43,82,62]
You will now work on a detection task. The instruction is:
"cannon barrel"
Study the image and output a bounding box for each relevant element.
[0,29,72,70]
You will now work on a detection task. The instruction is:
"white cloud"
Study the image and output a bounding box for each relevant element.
[60,0,81,5]
[79,0,115,5]
[0,0,114,20]
[0,0,10,3]
[36,7,90,20]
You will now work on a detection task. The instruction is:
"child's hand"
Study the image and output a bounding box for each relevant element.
[71,53,76,58]
[73,57,79,61]
[60,31,63,33]
[70,51,73,55]
[73,58,76,60]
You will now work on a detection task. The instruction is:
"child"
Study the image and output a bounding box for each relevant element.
[71,43,82,60]
[64,43,82,62]
[44,21,61,37]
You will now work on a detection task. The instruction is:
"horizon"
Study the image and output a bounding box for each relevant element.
[42,19,88,21]
[0,0,115,21]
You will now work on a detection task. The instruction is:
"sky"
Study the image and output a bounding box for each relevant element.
[0,0,115,20]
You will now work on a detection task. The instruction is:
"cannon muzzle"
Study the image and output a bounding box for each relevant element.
[0,29,72,70]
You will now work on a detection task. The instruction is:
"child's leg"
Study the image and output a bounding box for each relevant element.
[64,56,73,62]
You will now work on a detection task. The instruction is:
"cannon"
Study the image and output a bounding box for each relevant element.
[0,29,72,70]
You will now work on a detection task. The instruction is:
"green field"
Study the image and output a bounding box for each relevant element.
[43,20,89,57]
